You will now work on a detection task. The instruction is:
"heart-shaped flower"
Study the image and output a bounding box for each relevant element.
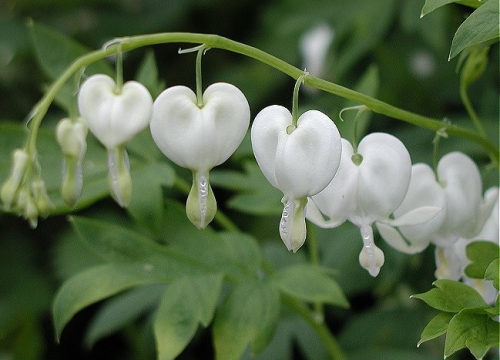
[307,132,416,276]
[251,105,342,252]
[77,74,153,207]
[150,82,250,229]
[78,74,153,149]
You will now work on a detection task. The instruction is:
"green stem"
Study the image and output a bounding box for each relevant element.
[460,84,486,138]
[115,42,124,92]
[282,294,348,360]
[291,74,307,128]
[307,221,325,320]
[196,46,205,107]
[24,31,499,166]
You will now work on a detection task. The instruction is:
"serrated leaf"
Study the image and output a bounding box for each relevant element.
[449,0,500,59]
[444,308,499,359]
[210,161,283,216]
[417,312,454,346]
[53,262,173,340]
[213,281,280,360]
[421,0,482,17]
[271,264,349,308]
[412,279,488,312]
[85,284,166,347]
[29,21,113,80]
[465,241,499,280]
[154,274,223,360]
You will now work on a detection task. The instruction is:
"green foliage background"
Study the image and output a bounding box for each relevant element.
[0,0,498,359]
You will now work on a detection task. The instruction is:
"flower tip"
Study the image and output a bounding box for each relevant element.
[186,172,217,230]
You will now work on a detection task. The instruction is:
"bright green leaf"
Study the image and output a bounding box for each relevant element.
[85,284,166,347]
[411,279,488,312]
[271,264,349,308]
[417,312,454,346]
[29,21,113,80]
[210,161,283,216]
[213,281,280,360]
[53,262,173,340]
[421,0,482,17]
[465,241,499,280]
[449,0,500,59]
[154,274,223,360]
[484,258,499,289]
[444,308,499,359]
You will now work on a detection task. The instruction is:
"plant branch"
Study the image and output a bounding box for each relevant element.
[25,31,499,166]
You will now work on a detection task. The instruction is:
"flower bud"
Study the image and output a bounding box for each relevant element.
[1,149,29,209]
[32,178,52,217]
[56,117,88,157]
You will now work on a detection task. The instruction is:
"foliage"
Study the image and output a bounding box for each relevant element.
[0,0,498,360]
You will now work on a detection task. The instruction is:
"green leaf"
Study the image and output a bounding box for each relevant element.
[411,279,488,312]
[85,284,166,347]
[29,20,113,80]
[210,161,283,216]
[449,0,500,59]
[53,262,173,340]
[465,241,499,280]
[128,162,175,236]
[70,215,165,263]
[421,0,483,17]
[444,308,499,359]
[154,274,223,360]
[135,50,166,98]
[271,264,349,308]
[417,312,454,346]
[213,281,280,360]
[484,258,499,290]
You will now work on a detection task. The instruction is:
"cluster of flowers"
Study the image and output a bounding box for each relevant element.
[2,73,498,298]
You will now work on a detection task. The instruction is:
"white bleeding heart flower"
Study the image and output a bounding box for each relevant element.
[251,105,342,253]
[307,132,417,276]
[300,23,334,79]
[150,82,250,229]
[78,74,153,207]
[78,74,153,149]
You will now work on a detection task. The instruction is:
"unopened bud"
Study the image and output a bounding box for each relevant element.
[107,147,132,207]
[186,172,217,229]
[32,178,52,217]
[56,117,87,158]
[1,149,30,208]
[61,157,83,208]
[24,196,39,228]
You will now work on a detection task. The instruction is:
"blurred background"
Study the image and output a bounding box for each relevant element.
[0,0,498,359]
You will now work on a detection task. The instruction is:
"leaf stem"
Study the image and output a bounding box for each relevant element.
[25,31,499,167]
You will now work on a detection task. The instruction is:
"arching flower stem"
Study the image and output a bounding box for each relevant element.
[22,28,498,166]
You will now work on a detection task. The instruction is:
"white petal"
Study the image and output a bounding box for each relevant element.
[354,132,412,223]
[308,139,357,227]
[437,152,483,239]
[78,74,153,149]
[385,206,442,227]
[151,83,250,172]
[376,222,430,254]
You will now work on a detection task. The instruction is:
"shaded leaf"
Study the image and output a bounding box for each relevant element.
[484,258,499,290]
[135,50,166,98]
[411,279,488,312]
[154,274,223,360]
[85,284,166,347]
[211,161,283,216]
[464,241,499,279]
[271,264,349,308]
[53,263,173,340]
[449,0,500,59]
[213,281,280,360]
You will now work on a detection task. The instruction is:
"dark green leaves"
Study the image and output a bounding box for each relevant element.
[465,241,500,289]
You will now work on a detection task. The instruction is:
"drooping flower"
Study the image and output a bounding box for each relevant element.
[78,74,153,207]
[307,133,439,276]
[376,152,497,284]
[251,105,342,252]
[300,23,335,79]
[150,82,250,229]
